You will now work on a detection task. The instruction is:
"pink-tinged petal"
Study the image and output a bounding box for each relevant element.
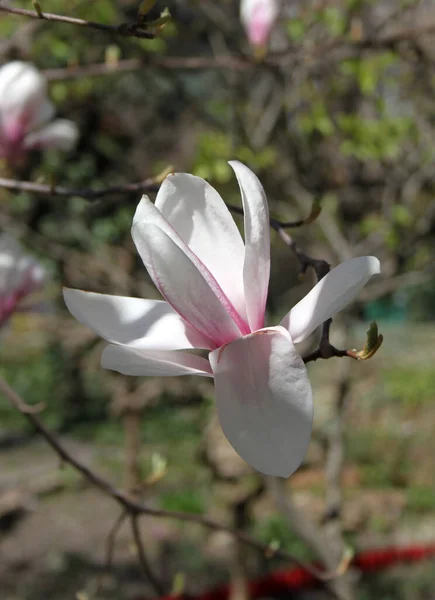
[0,233,23,292]
[0,234,44,295]
[240,0,280,47]
[101,344,213,377]
[63,288,213,350]
[229,161,270,331]
[132,198,249,342]
[24,119,78,151]
[281,256,381,343]
[209,326,313,478]
[0,62,54,136]
[151,173,246,320]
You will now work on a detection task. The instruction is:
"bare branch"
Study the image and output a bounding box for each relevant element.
[0,374,343,584]
[266,477,353,600]
[95,510,128,594]
[0,3,155,39]
[0,176,160,201]
[131,514,165,595]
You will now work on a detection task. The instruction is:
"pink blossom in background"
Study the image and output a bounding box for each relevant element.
[0,61,78,164]
[240,0,280,48]
[64,162,380,477]
[0,234,45,328]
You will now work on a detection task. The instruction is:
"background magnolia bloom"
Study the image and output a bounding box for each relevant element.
[0,61,78,163]
[240,0,280,48]
[64,162,380,477]
[0,233,45,327]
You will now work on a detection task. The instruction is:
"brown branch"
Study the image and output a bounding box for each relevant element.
[43,56,254,81]
[266,477,352,600]
[0,3,155,39]
[37,20,435,81]
[357,22,435,49]
[322,352,355,600]
[131,514,165,595]
[1,179,311,231]
[0,374,343,584]
[303,322,359,365]
[96,509,128,594]
[265,203,367,364]
[0,176,160,200]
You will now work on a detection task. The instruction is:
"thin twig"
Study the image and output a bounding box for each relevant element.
[267,477,353,600]
[32,22,435,83]
[0,374,345,583]
[131,514,165,595]
[267,217,364,364]
[0,176,159,201]
[0,3,155,39]
[95,509,128,594]
[1,179,312,231]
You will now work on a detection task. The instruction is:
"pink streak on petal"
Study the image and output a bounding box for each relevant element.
[247,2,277,47]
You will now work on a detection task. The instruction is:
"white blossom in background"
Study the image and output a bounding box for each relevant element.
[240,0,280,49]
[0,234,45,327]
[64,162,380,478]
[0,61,78,163]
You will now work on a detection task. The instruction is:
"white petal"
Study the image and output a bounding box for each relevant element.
[0,233,23,291]
[149,173,246,319]
[229,161,270,332]
[0,234,44,294]
[101,344,213,377]
[63,288,213,350]
[132,200,250,343]
[240,0,280,47]
[282,256,381,343]
[209,326,313,478]
[0,62,54,136]
[24,119,78,151]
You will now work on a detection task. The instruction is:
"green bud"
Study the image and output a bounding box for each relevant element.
[356,322,383,360]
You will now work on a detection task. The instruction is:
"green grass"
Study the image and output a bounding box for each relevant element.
[383,366,435,410]
[159,489,206,514]
[253,515,314,562]
[406,486,435,514]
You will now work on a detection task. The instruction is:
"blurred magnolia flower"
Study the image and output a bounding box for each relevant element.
[64,162,380,477]
[0,61,78,163]
[240,0,279,49]
[0,233,45,327]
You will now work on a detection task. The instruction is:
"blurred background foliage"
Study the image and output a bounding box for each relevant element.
[1,1,435,599]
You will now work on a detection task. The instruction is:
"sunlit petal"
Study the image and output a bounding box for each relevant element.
[151,173,246,319]
[63,288,214,350]
[229,161,270,332]
[102,344,213,377]
[209,326,313,477]
[132,220,247,346]
[281,256,381,343]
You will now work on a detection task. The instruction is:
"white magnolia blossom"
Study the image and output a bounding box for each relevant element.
[0,61,78,162]
[0,233,45,326]
[64,162,380,477]
[240,0,280,48]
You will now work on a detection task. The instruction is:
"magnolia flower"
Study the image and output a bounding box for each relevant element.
[64,162,380,477]
[0,61,78,163]
[0,233,45,327]
[240,0,280,48]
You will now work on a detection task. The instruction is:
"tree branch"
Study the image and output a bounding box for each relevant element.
[0,176,160,200]
[0,374,344,584]
[0,3,155,39]
[131,514,165,595]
